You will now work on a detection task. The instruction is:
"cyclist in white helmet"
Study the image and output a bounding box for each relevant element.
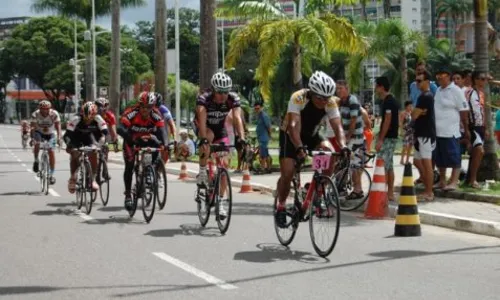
[275,71,349,228]
[193,72,245,219]
[30,100,62,185]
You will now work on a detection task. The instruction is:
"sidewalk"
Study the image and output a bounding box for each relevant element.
[107,154,500,238]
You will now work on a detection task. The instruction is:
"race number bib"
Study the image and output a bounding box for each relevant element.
[312,154,330,171]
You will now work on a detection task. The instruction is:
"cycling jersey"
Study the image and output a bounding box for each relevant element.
[103,110,116,126]
[195,91,240,139]
[159,105,173,122]
[64,114,108,148]
[31,109,61,135]
[120,107,165,140]
[280,89,340,136]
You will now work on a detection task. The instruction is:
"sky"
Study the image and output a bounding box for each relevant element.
[0,0,199,28]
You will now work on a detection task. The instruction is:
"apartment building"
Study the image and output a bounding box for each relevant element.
[0,17,30,43]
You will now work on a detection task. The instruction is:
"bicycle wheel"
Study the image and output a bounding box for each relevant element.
[98,159,110,206]
[75,165,84,210]
[129,171,139,218]
[273,177,298,246]
[333,166,372,211]
[215,168,232,234]
[141,165,156,223]
[196,170,211,227]
[309,175,340,258]
[83,160,93,214]
[44,158,50,195]
[156,160,167,210]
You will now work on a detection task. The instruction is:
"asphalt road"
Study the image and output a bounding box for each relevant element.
[0,125,499,300]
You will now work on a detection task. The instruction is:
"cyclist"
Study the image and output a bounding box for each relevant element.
[21,120,30,144]
[64,102,108,193]
[95,97,118,152]
[276,71,348,228]
[194,72,245,218]
[30,100,62,185]
[153,92,177,162]
[117,92,169,211]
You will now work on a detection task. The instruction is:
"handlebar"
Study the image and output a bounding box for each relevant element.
[76,145,98,152]
[134,146,163,153]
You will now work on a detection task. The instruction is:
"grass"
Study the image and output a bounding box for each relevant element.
[184,153,281,170]
[458,181,500,196]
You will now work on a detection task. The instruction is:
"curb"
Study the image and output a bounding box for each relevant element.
[394,185,500,205]
[108,159,500,238]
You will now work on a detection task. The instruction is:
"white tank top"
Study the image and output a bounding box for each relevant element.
[31,109,60,135]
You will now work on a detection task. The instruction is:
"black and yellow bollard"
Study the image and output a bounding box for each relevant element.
[394,163,421,237]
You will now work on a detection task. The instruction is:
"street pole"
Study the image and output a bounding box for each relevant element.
[221,21,225,72]
[92,0,97,102]
[110,0,121,117]
[175,0,181,136]
[74,19,78,113]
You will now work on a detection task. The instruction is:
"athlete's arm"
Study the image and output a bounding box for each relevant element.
[167,119,176,140]
[196,105,208,140]
[232,107,245,140]
[287,113,302,149]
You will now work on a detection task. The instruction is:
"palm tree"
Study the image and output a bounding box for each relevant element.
[155,0,167,106]
[110,0,121,116]
[436,0,473,45]
[199,0,218,90]
[427,38,473,74]
[347,19,426,104]
[474,0,500,181]
[488,0,500,29]
[31,0,146,101]
[218,0,363,99]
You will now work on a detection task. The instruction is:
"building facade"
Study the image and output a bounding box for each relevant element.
[0,17,30,42]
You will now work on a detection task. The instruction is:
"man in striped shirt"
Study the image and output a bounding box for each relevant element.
[336,80,365,200]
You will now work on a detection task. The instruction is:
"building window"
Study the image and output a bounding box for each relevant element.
[412,8,417,12]
[412,20,417,25]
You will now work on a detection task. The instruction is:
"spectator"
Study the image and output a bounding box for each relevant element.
[452,72,467,93]
[433,68,470,191]
[409,61,438,106]
[254,102,272,173]
[399,101,414,165]
[463,69,473,90]
[176,130,195,161]
[412,71,436,201]
[336,80,365,199]
[375,76,399,202]
[361,106,374,153]
[464,71,487,188]
[496,108,500,146]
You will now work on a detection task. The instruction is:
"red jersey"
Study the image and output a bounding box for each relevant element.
[121,107,165,139]
[103,111,116,126]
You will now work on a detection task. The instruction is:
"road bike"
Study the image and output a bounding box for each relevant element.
[94,143,112,206]
[195,143,235,234]
[332,147,374,211]
[156,142,176,211]
[273,150,341,257]
[38,140,52,195]
[74,145,98,214]
[22,133,29,150]
[129,146,162,223]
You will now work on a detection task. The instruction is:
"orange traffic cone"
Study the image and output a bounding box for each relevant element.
[364,157,388,219]
[178,161,188,180]
[239,165,252,193]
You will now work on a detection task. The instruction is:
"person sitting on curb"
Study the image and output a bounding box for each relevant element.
[176,130,195,161]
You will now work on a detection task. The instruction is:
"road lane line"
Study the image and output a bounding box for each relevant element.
[21,163,26,167]
[152,252,238,290]
[16,158,21,162]
[73,210,94,221]
[49,189,60,197]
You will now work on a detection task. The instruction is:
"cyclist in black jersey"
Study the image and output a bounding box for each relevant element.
[276,71,348,228]
[195,72,245,218]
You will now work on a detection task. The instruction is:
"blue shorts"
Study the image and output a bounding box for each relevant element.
[259,141,269,158]
[433,137,461,169]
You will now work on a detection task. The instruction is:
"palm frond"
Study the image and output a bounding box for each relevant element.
[225,20,269,68]
[216,0,286,20]
[346,54,364,91]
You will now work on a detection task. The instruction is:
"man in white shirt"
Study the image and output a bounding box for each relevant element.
[433,69,470,191]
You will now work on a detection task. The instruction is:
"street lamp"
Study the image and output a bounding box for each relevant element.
[216,23,225,72]
[70,58,85,113]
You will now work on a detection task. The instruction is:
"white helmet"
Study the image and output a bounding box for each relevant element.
[308,71,336,98]
[211,72,232,91]
[95,97,107,107]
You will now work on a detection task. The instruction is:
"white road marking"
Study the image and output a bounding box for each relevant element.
[49,189,60,197]
[21,163,26,167]
[27,169,33,173]
[16,158,21,162]
[73,209,94,221]
[152,252,238,290]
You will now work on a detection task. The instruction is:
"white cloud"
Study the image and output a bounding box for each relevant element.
[0,0,200,28]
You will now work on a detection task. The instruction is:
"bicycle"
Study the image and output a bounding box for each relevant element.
[94,143,112,206]
[38,140,52,195]
[332,147,374,211]
[156,142,176,211]
[128,146,162,223]
[245,137,272,174]
[22,133,29,149]
[74,145,98,215]
[273,149,341,257]
[194,143,235,234]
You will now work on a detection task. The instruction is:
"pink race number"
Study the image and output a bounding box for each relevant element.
[312,155,330,171]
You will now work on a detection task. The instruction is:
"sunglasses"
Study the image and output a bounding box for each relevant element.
[313,94,329,101]
[477,77,487,81]
[215,89,230,94]
[140,104,153,109]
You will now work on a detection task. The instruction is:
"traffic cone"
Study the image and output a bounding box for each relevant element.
[239,165,252,193]
[394,163,421,237]
[364,157,388,219]
[178,160,188,180]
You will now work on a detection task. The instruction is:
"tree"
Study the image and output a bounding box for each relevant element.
[155,0,168,108]
[218,0,363,100]
[436,0,473,45]
[200,0,218,90]
[427,38,473,74]
[474,0,500,180]
[109,0,121,116]
[31,0,146,101]
[488,0,500,30]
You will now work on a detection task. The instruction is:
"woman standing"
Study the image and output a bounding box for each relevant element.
[399,101,414,165]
